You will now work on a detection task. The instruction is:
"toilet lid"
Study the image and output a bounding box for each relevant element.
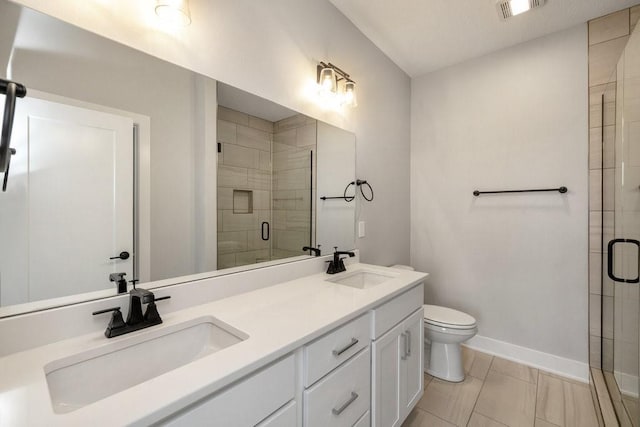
[423,305,476,328]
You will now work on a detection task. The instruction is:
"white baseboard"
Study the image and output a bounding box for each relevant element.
[614,371,640,398]
[464,335,590,383]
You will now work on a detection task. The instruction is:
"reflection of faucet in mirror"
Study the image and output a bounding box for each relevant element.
[109,272,128,294]
[302,245,321,256]
[326,247,356,274]
[92,287,171,338]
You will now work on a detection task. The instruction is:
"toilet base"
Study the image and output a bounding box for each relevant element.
[426,341,465,382]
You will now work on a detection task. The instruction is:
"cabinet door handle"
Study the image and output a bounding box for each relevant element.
[332,338,359,356]
[401,332,407,360]
[406,330,412,357]
[332,392,358,415]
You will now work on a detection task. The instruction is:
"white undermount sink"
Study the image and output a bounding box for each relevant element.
[327,269,398,289]
[45,316,248,414]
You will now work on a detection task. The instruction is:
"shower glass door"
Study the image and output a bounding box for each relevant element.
[604,26,640,426]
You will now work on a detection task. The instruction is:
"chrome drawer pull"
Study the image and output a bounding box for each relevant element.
[332,392,359,415]
[332,338,359,356]
[401,332,407,360]
[406,330,412,356]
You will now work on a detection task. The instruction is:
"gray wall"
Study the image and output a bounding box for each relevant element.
[411,25,589,364]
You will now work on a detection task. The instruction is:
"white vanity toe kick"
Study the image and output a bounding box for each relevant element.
[0,263,427,426]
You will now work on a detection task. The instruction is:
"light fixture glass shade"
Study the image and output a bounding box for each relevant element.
[319,67,337,93]
[343,81,357,107]
[509,0,530,15]
[155,0,192,27]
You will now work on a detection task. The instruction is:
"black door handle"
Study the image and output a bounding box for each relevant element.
[607,239,640,283]
[261,222,270,241]
[2,148,15,192]
[110,251,130,261]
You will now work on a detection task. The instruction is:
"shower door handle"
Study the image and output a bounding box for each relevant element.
[607,238,640,283]
[261,222,270,241]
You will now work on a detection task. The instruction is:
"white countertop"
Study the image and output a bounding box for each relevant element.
[0,263,427,426]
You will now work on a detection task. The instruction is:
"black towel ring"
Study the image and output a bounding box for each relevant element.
[356,179,374,201]
[343,181,356,202]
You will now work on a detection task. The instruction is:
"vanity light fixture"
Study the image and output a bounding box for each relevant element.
[496,0,545,19]
[343,81,357,108]
[318,66,337,94]
[155,0,192,27]
[316,62,357,108]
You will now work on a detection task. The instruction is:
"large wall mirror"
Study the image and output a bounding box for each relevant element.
[0,0,357,317]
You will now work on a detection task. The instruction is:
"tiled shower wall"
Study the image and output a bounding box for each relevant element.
[588,6,640,371]
[272,115,316,259]
[217,106,272,269]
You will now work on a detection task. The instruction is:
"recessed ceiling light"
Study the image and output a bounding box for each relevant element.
[496,0,546,20]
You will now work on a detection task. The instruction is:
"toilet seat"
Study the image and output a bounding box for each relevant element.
[423,305,476,330]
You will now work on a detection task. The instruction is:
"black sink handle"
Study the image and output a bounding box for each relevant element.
[92,307,121,316]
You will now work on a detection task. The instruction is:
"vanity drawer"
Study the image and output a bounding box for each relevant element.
[303,313,370,387]
[371,283,423,339]
[256,400,297,427]
[303,347,370,427]
[354,411,370,427]
[159,354,295,426]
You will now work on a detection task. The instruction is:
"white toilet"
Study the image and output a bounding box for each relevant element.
[423,304,477,382]
[391,265,477,382]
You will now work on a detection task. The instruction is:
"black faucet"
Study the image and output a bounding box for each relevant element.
[92,287,171,338]
[302,245,321,256]
[326,247,356,274]
[109,272,128,294]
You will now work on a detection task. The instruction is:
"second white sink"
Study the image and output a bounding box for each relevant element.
[327,270,398,289]
[45,316,247,414]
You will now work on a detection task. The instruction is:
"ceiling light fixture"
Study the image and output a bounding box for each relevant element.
[496,0,546,20]
[316,62,357,108]
[155,0,192,27]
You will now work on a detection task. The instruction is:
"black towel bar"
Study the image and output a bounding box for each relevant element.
[473,187,568,196]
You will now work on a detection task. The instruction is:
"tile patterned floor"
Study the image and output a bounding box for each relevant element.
[402,347,599,427]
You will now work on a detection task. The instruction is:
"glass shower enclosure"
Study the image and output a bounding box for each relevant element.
[600,23,640,426]
[215,83,315,270]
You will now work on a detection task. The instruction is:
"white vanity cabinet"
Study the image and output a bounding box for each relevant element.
[303,347,371,427]
[303,313,370,387]
[371,285,424,427]
[256,401,297,427]
[158,354,296,427]
[4,263,430,426]
[301,283,424,427]
[303,313,371,427]
[151,283,424,427]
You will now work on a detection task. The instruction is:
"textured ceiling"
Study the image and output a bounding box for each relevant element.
[329,0,640,77]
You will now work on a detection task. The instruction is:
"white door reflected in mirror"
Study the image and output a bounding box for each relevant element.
[0,96,134,306]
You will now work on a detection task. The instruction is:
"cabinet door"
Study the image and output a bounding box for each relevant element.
[372,321,404,427]
[401,308,424,414]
